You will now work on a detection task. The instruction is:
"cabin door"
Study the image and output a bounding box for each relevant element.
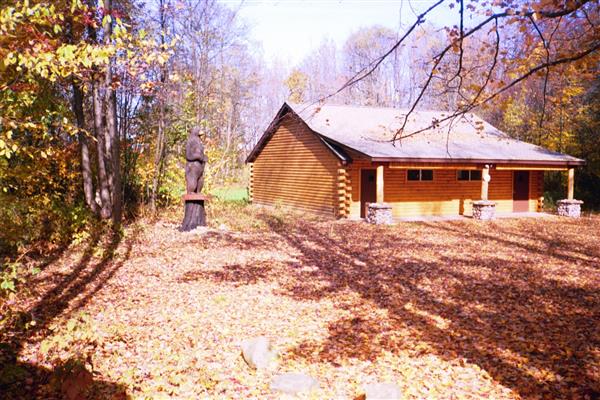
[513,171,530,212]
[360,169,377,218]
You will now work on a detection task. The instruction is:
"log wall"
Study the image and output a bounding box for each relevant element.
[347,161,544,218]
[251,115,339,216]
[250,126,547,219]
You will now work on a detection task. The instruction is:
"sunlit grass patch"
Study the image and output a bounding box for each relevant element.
[210,186,249,203]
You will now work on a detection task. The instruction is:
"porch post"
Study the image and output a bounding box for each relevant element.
[567,167,574,200]
[376,164,384,203]
[366,164,392,225]
[473,164,495,220]
[481,165,490,201]
[557,167,582,218]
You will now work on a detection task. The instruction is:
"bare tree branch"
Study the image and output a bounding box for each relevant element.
[305,0,446,110]
[305,0,596,145]
[391,0,595,140]
[393,41,600,141]
[450,0,465,96]
[528,14,550,129]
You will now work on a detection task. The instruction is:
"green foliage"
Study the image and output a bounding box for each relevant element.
[39,313,98,364]
[0,193,94,257]
[0,261,37,295]
[158,155,186,205]
[0,262,18,293]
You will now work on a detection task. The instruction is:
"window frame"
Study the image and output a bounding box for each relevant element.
[407,169,434,182]
[456,169,482,181]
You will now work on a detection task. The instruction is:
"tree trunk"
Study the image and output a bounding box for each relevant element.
[92,82,113,219]
[107,89,122,225]
[72,79,99,215]
[150,106,165,212]
[65,13,98,216]
[181,199,206,231]
[104,0,122,227]
[86,0,111,219]
[150,0,169,213]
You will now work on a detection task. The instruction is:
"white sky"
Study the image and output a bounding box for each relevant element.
[219,0,455,65]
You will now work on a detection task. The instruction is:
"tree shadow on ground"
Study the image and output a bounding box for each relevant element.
[0,355,129,400]
[179,260,274,286]
[421,218,600,267]
[201,214,600,399]
[0,223,134,399]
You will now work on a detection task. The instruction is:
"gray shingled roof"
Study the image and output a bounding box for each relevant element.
[286,102,584,165]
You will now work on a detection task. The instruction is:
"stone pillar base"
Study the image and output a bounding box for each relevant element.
[557,199,583,218]
[472,200,496,220]
[366,203,393,225]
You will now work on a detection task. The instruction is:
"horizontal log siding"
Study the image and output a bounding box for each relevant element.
[530,170,544,212]
[348,162,545,218]
[252,116,339,216]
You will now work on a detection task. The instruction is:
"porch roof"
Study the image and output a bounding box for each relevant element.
[286,103,584,166]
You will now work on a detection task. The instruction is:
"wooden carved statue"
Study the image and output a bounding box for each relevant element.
[185,126,208,193]
[181,126,208,231]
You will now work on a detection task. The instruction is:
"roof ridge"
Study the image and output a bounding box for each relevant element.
[289,101,457,115]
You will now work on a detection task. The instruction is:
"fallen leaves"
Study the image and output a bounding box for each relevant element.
[2,210,599,399]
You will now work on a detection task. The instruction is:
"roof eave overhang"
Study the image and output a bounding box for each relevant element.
[369,157,586,166]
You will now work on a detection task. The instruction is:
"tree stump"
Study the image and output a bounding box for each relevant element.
[181,193,209,231]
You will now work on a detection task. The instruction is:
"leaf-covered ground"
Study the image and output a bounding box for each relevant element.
[2,207,600,399]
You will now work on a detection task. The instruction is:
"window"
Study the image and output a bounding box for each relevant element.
[407,169,433,181]
[457,170,482,181]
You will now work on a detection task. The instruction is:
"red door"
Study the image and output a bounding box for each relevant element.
[360,169,377,218]
[513,171,530,212]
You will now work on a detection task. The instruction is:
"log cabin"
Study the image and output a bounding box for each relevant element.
[246,102,585,220]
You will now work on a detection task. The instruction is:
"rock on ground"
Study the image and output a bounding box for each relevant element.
[270,373,319,395]
[363,382,402,400]
[240,336,276,370]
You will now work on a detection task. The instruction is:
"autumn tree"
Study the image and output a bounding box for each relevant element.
[284,69,310,104]
[0,0,170,257]
[327,0,599,141]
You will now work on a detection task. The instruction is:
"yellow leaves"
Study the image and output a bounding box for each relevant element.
[3,51,16,67]
[102,14,112,28]
[285,69,309,103]
[1,1,172,90]
[70,0,83,13]
[0,135,18,158]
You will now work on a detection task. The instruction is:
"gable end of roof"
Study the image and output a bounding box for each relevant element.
[245,102,349,164]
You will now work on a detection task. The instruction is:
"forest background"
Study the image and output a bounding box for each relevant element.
[0,0,598,280]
